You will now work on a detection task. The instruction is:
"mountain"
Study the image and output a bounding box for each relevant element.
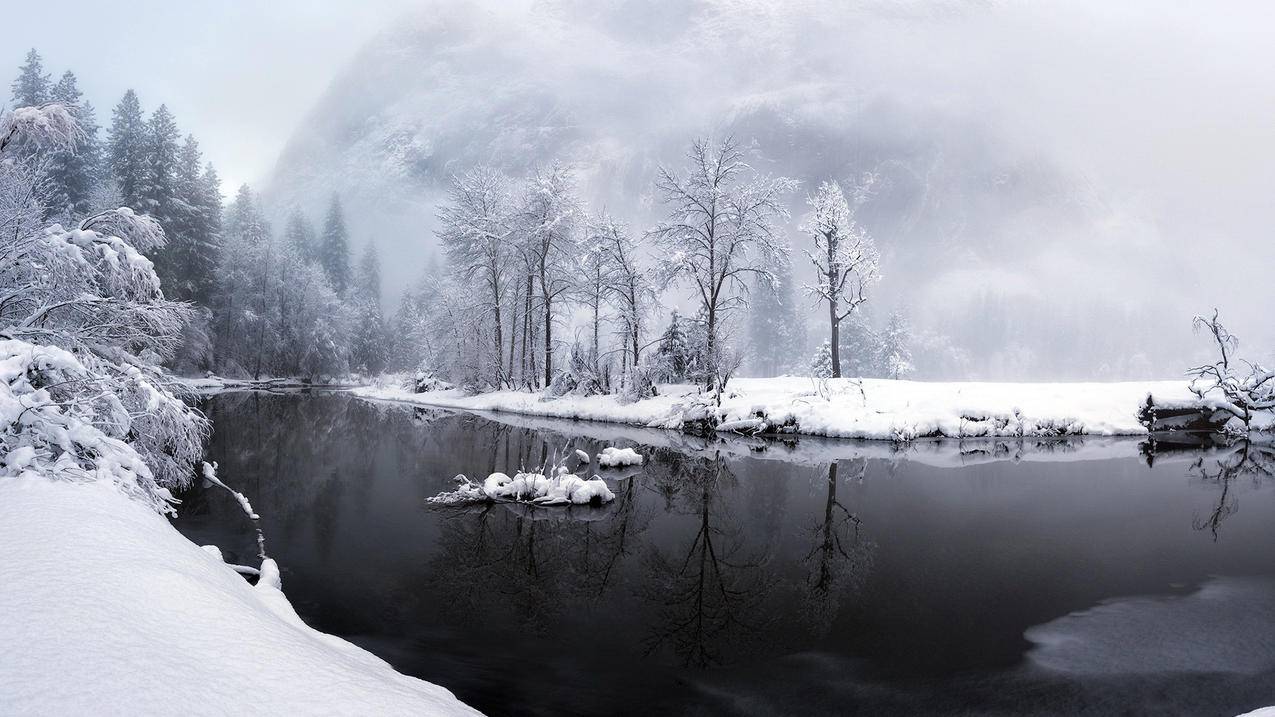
[264,0,1204,378]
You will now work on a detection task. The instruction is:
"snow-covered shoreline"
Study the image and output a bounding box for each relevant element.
[0,478,481,716]
[352,376,1198,442]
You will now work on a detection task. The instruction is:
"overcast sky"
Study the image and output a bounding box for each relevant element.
[4,0,423,192]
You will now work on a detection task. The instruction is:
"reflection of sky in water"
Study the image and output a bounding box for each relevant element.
[174,393,1275,716]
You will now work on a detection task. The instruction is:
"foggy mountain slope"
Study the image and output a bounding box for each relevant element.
[265,0,1264,378]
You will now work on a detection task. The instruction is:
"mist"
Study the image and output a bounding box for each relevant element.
[255,0,1275,379]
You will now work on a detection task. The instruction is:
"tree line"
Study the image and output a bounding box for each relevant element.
[9,49,386,379]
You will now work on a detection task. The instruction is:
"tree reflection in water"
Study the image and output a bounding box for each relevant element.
[639,451,775,668]
[800,459,874,637]
[1187,441,1274,541]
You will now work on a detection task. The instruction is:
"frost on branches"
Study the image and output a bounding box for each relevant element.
[0,104,207,512]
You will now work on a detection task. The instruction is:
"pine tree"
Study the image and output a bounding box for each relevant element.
[838,310,883,377]
[318,194,351,295]
[879,311,914,380]
[108,90,147,206]
[10,49,51,106]
[284,209,318,264]
[350,242,387,374]
[654,311,691,382]
[163,135,221,303]
[46,71,102,219]
[140,105,180,220]
[809,341,834,379]
[747,260,805,376]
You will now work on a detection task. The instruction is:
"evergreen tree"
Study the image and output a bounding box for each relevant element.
[163,135,221,303]
[10,49,51,106]
[108,90,147,206]
[879,311,914,380]
[318,194,351,295]
[654,311,692,382]
[809,341,834,379]
[838,310,883,377]
[284,209,318,264]
[747,261,805,376]
[140,104,180,220]
[350,242,387,374]
[46,71,102,219]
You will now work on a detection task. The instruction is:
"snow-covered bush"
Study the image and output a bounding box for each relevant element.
[618,362,658,404]
[545,343,605,398]
[0,104,207,511]
[407,368,453,394]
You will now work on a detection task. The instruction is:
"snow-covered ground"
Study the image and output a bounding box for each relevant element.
[0,477,481,716]
[353,376,1197,441]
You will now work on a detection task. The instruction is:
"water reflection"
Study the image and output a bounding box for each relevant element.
[174,393,1275,717]
[640,451,776,667]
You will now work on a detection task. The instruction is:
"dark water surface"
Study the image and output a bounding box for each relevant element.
[173,392,1275,716]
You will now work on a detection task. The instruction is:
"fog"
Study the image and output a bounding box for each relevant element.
[11,0,1274,378]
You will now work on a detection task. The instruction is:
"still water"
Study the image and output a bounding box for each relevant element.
[173,392,1275,716]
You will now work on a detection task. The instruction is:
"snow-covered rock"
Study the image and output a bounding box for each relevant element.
[0,477,480,716]
[597,447,644,468]
[429,470,615,506]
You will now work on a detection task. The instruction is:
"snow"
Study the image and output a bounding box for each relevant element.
[429,470,615,507]
[0,477,481,716]
[353,376,1198,441]
[597,446,644,468]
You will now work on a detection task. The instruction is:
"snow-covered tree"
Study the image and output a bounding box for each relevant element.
[593,214,655,382]
[9,49,50,107]
[650,137,796,391]
[653,311,693,383]
[349,242,388,375]
[0,103,207,511]
[318,194,352,296]
[284,209,318,264]
[809,341,834,379]
[747,258,805,376]
[519,162,581,387]
[437,166,515,386]
[139,105,180,222]
[837,310,883,377]
[107,90,147,207]
[879,311,914,380]
[46,71,102,220]
[801,178,880,378]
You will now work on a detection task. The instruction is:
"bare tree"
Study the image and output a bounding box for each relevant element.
[801,178,880,378]
[437,166,516,387]
[1187,309,1275,431]
[519,163,581,387]
[590,213,656,384]
[650,137,796,391]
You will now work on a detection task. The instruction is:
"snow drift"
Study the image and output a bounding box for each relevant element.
[0,477,480,716]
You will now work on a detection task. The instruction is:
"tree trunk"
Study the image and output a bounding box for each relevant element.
[706,302,716,393]
[829,292,842,378]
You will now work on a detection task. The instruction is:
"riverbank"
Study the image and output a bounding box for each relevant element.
[353,376,1196,441]
[0,477,481,716]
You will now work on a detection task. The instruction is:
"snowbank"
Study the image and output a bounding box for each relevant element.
[353,376,1196,441]
[0,477,481,716]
